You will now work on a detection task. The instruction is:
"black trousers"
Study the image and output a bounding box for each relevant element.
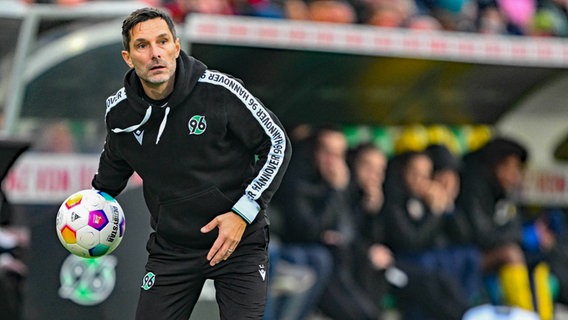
[135,227,269,320]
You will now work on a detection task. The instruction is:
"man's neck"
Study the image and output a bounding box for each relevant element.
[142,80,174,101]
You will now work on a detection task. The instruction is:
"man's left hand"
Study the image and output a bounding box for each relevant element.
[201,211,247,266]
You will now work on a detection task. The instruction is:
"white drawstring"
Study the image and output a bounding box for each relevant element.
[111,104,170,144]
[156,106,170,144]
[111,106,152,134]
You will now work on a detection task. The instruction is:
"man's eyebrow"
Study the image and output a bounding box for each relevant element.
[133,33,171,43]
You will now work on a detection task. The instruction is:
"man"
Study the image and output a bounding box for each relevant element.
[91,8,291,320]
[458,137,552,320]
[274,125,380,320]
[381,150,472,320]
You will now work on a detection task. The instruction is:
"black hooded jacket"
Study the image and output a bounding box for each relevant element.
[92,51,291,248]
[456,139,526,250]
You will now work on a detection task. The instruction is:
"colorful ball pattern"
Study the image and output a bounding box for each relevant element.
[56,189,125,258]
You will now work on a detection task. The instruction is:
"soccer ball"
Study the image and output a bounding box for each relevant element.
[56,189,126,258]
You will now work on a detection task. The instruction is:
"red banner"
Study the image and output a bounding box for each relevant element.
[4,153,141,204]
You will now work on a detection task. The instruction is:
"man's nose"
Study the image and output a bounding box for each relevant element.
[150,45,161,59]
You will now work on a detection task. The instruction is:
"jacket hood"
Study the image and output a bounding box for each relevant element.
[107,51,207,134]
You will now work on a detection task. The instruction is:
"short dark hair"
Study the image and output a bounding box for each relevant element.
[347,142,382,169]
[310,124,344,149]
[425,143,460,172]
[122,7,177,51]
[481,137,528,168]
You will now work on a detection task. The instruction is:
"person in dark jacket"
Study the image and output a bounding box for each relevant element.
[274,126,380,320]
[380,149,474,319]
[382,151,450,254]
[348,143,471,320]
[346,142,392,313]
[91,8,291,320]
[425,144,482,302]
[457,137,553,320]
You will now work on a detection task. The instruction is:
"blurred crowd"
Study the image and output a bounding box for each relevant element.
[265,124,568,320]
[15,0,568,38]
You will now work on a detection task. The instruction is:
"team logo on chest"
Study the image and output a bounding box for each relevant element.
[188,115,207,135]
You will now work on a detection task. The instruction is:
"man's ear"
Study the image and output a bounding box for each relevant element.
[175,38,181,58]
[121,50,133,69]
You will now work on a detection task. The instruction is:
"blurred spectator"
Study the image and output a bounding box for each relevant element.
[281,0,311,20]
[163,0,568,37]
[527,207,568,307]
[365,3,409,27]
[348,142,472,320]
[529,0,568,37]
[362,0,418,27]
[347,142,392,313]
[32,0,86,6]
[380,149,476,319]
[307,0,357,24]
[427,0,478,32]
[18,0,568,37]
[349,143,394,308]
[34,121,76,153]
[497,0,536,35]
[268,123,334,320]
[233,0,286,18]
[273,125,380,320]
[348,142,387,220]
[457,137,553,320]
[477,3,508,35]
[382,151,451,253]
[405,14,443,30]
[425,144,482,302]
[347,142,390,312]
[163,0,234,23]
[264,124,319,320]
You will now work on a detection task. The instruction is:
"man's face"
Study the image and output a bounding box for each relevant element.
[495,155,524,193]
[121,18,180,97]
[354,148,386,191]
[314,131,347,173]
[404,154,433,197]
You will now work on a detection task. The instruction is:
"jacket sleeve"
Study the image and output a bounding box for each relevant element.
[458,176,522,249]
[91,133,134,198]
[225,87,292,224]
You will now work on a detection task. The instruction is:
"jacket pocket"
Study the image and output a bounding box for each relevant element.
[156,186,234,248]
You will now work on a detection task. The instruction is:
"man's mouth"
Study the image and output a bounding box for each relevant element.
[150,65,165,71]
